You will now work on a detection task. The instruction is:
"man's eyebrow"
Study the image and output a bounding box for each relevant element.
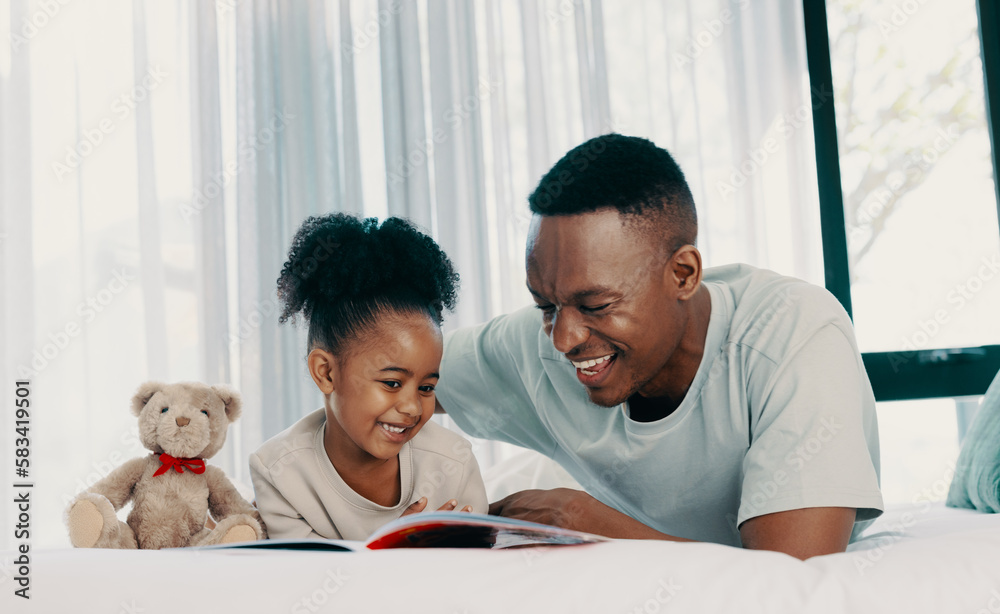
[569,287,616,302]
[379,366,439,379]
[526,283,618,304]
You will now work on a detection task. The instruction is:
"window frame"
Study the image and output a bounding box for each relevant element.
[802,0,1000,401]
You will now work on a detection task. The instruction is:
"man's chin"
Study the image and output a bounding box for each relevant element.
[583,370,647,408]
[583,387,630,408]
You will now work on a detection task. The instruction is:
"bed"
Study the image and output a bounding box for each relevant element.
[5,475,1000,613]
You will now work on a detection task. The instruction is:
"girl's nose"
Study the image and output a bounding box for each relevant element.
[397,391,421,417]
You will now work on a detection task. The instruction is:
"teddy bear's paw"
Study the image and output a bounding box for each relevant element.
[67,499,104,548]
[197,514,262,546]
[67,493,137,549]
[220,524,258,544]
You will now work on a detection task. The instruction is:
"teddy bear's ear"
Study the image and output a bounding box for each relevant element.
[211,385,242,423]
[131,381,166,416]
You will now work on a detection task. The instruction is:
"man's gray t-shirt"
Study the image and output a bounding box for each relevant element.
[437,264,883,546]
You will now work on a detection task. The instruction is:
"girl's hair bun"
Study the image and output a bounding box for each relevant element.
[277,214,459,352]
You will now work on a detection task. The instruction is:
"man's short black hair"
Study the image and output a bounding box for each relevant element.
[528,134,698,251]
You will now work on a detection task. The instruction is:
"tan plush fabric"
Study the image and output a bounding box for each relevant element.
[65,381,265,549]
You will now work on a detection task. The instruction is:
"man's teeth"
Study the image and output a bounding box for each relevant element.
[571,354,614,370]
[572,354,615,375]
[380,423,408,434]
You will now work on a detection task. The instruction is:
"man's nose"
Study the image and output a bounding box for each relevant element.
[549,308,589,354]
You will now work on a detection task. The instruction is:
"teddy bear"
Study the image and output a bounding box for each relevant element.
[65,381,265,549]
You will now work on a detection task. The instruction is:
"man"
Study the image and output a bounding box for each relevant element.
[436,134,882,559]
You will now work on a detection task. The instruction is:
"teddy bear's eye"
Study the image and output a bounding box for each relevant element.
[200,410,209,416]
[160,407,169,414]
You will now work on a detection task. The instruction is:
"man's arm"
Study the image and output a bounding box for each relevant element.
[436,309,560,454]
[490,488,855,560]
[739,507,856,559]
[490,488,693,541]
[489,488,691,542]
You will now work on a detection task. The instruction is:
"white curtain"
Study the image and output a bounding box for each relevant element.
[0,0,820,548]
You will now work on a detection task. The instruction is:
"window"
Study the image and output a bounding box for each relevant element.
[805,1,1000,503]
[806,0,1000,401]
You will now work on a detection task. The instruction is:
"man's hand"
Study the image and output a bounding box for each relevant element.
[488,488,591,528]
[400,497,473,517]
[492,489,856,559]
[740,507,856,560]
[489,488,691,541]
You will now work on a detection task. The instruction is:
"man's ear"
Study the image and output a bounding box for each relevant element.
[131,381,166,416]
[211,384,243,423]
[664,245,703,301]
[308,348,338,395]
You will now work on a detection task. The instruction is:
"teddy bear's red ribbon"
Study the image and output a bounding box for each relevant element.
[153,453,207,477]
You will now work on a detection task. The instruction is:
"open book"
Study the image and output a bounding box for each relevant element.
[210,512,608,551]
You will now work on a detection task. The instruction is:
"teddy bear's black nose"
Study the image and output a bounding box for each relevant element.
[176,417,190,427]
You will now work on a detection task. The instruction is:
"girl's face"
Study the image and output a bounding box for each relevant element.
[321,311,443,463]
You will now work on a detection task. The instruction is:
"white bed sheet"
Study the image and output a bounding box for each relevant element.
[3,502,998,614]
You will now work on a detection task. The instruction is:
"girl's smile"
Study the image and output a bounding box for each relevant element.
[312,311,443,475]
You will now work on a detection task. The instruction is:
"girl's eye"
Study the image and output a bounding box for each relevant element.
[160,407,169,414]
[200,410,209,416]
[419,385,436,393]
[382,381,402,389]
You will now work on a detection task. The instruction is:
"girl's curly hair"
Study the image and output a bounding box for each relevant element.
[276,214,459,353]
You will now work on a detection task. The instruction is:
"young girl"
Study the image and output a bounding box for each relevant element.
[250,214,487,540]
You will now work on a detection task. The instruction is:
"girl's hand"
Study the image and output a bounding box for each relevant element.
[400,497,474,517]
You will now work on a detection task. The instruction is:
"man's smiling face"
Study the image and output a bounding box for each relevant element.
[525,209,692,407]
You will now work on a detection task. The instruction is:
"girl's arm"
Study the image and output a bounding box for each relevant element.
[249,453,326,540]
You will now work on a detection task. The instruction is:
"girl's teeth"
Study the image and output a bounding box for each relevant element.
[380,423,406,434]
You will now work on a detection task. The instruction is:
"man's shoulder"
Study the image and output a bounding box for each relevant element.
[251,408,325,469]
[705,263,829,303]
[446,305,543,343]
[706,264,853,355]
[443,305,549,363]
